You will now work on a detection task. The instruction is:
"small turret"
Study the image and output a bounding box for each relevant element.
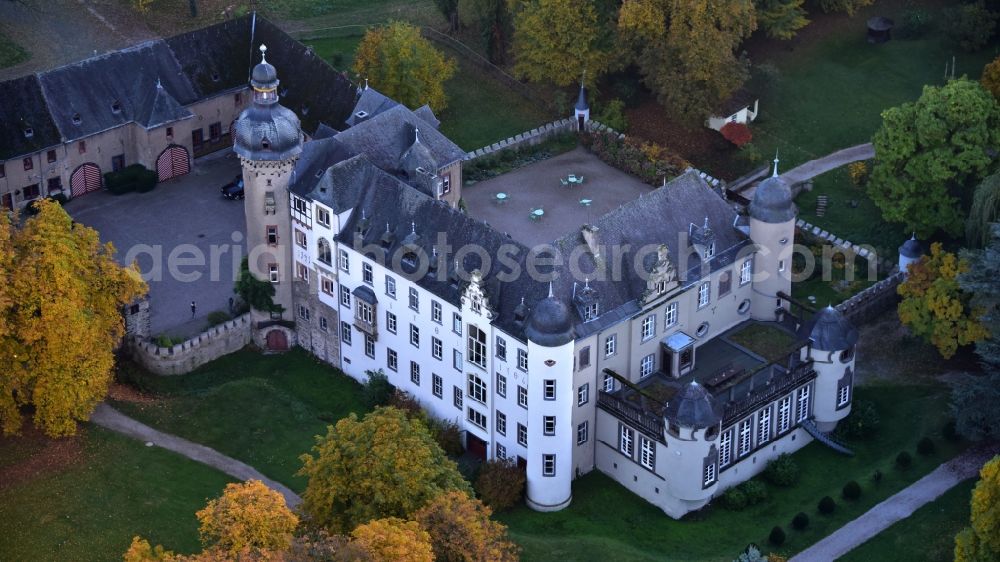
[663,381,723,509]
[748,153,796,320]
[574,80,590,132]
[805,306,858,431]
[898,234,922,275]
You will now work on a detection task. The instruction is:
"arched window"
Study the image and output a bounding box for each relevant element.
[317,238,332,265]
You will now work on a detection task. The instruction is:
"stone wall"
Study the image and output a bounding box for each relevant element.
[795,218,897,273]
[464,118,577,163]
[130,313,252,375]
[835,271,905,325]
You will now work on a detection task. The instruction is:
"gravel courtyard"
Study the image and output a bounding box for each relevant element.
[66,152,245,339]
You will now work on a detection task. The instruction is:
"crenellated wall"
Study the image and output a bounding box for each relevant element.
[130,313,252,375]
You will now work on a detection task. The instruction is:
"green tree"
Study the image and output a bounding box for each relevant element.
[818,0,874,16]
[955,455,1000,562]
[617,0,756,120]
[755,0,809,40]
[869,79,1000,238]
[353,22,457,111]
[968,173,1000,247]
[458,0,513,63]
[413,491,520,561]
[511,0,610,87]
[433,0,460,31]
[897,243,989,359]
[951,372,1000,441]
[298,406,471,532]
[234,256,282,314]
[960,223,1000,371]
[0,201,147,437]
[944,1,999,52]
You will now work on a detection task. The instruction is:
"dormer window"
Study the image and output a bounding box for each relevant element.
[72,113,81,125]
[704,242,715,259]
[315,169,324,178]
[23,128,33,138]
[261,137,270,150]
[575,279,600,322]
[583,302,599,321]
[111,100,121,114]
[211,72,220,82]
[354,110,368,120]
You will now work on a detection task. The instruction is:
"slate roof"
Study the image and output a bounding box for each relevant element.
[0,76,61,160]
[289,137,354,199]
[413,105,441,130]
[899,236,922,259]
[749,174,795,223]
[803,306,859,352]
[716,88,757,117]
[663,381,723,429]
[345,87,398,127]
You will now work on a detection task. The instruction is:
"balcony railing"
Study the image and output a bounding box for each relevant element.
[597,391,665,442]
[722,360,815,426]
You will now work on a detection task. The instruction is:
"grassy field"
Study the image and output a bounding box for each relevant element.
[114,348,367,492]
[841,478,974,562]
[303,32,363,72]
[500,384,966,561]
[0,30,27,69]
[0,427,233,561]
[728,322,798,362]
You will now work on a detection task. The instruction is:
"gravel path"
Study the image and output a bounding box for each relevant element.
[791,445,999,562]
[89,403,302,508]
[781,143,874,186]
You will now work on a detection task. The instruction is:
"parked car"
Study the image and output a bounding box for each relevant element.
[221,175,244,200]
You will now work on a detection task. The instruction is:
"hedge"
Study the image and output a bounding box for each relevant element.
[105,164,157,195]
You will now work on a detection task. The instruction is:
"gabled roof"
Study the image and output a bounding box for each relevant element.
[0,75,61,160]
[345,87,398,127]
[334,104,466,173]
[140,83,194,129]
[413,104,441,130]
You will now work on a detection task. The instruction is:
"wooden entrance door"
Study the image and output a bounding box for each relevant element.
[156,145,191,182]
[465,433,487,460]
[70,163,102,197]
[266,329,288,351]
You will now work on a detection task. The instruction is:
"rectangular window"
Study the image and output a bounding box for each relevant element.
[778,395,792,433]
[453,386,463,410]
[386,312,397,334]
[640,437,655,470]
[577,421,589,445]
[698,282,710,308]
[357,301,374,325]
[78,140,86,154]
[0,164,5,178]
[641,314,655,341]
[758,407,772,444]
[340,321,352,346]
[719,429,733,467]
[543,380,556,400]
[577,383,589,406]
[364,334,375,358]
[409,324,420,348]
[297,305,310,320]
[838,385,850,407]
[192,129,203,147]
[46,150,56,164]
[452,313,462,335]
[432,337,443,360]
[234,92,242,106]
[738,418,753,457]
[410,361,420,385]
[517,423,528,446]
[22,184,39,200]
[619,425,634,457]
[321,277,334,295]
[640,354,655,378]
[453,349,463,371]
[496,444,506,460]
[296,262,308,281]
[431,301,442,324]
[542,454,556,477]
[496,372,507,398]
[704,462,716,486]
[517,385,528,408]
[496,411,507,435]
[339,249,350,272]
[468,325,487,368]
[665,302,678,328]
[408,288,419,311]
[603,373,614,392]
[578,346,591,369]
[797,385,811,422]
[740,259,753,285]
[468,374,487,404]
[316,208,330,227]
[517,349,528,371]
[387,348,398,371]
[266,225,278,245]
[166,126,173,139]
[468,407,487,429]
[442,173,451,194]
[209,122,222,140]
[495,336,507,361]
[46,177,62,193]
[268,263,279,283]
[385,276,396,298]
[363,263,373,285]
[432,374,443,398]
[718,271,732,297]
[778,260,786,273]
[543,416,556,436]
[605,334,616,357]
[294,229,307,248]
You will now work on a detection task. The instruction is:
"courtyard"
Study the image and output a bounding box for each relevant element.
[464,147,655,247]
[65,152,245,339]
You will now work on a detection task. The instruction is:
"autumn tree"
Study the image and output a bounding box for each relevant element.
[287,531,373,561]
[0,200,146,437]
[618,0,756,120]
[955,455,1000,562]
[195,480,298,557]
[754,0,809,40]
[458,0,513,63]
[124,537,178,562]
[511,0,610,87]
[869,79,1000,238]
[897,243,989,359]
[353,22,457,112]
[351,518,434,562]
[982,56,1000,100]
[413,491,520,561]
[298,406,471,532]
[817,0,873,16]
[960,223,1000,370]
[474,458,526,511]
[433,0,460,31]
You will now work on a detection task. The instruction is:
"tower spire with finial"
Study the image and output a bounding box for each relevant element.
[259,43,267,64]
[772,149,780,177]
[548,281,554,298]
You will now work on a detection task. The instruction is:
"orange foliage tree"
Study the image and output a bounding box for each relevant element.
[413,491,520,561]
[195,480,299,557]
[351,517,434,562]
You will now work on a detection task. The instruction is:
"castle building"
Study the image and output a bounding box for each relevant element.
[233,45,861,517]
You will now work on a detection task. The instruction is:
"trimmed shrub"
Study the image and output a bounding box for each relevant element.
[792,512,809,530]
[720,122,752,147]
[943,420,961,442]
[362,369,394,409]
[768,526,786,546]
[104,164,157,195]
[595,98,628,132]
[917,437,936,456]
[428,417,464,457]
[842,480,862,500]
[474,459,526,511]
[740,480,768,506]
[818,496,836,514]
[764,453,800,487]
[154,334,174,348]
[896,451,913,469]
[722,487,749,511]
[834,399,880,441]
[206,310,231,327]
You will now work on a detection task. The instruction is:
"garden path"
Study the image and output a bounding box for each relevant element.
[89,403,302,508]
[781,143,874,186]
[790,444,999,562]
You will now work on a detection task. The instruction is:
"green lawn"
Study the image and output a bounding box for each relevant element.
[0,427,233,561]
[303,33,362,73]
[841,478,974,562]
[500,384,966,562]
[728,322,798,362]
[114,348,367,492]
[0,30,28,69]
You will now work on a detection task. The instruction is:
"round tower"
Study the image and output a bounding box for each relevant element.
[804,306,858,432]
[663,381,723,511]
[748,156,796,321]
[233,44,303,329]
[898,235,922,276]
[524,287,575,512]
[574,82,590,132]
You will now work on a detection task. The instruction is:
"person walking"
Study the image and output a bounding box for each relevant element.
[190,301,197,318]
